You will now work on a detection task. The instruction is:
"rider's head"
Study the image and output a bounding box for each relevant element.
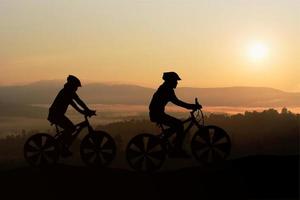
[162,72,181,89]
[65,75,81,91]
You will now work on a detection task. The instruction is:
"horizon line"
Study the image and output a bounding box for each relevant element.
[0,79,299,93]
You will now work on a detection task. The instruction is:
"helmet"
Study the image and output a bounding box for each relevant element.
[162,72,181,81]
[67,75,81,87]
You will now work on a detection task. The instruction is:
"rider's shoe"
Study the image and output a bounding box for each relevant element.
[61,148,73,158]
[168,149,190,159]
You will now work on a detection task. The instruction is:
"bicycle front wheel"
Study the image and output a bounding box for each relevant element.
[191,125,231,164]
[80,131,116,167]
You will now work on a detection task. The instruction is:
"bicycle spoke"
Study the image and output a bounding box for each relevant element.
[26,143,39,152]
[44,146,55,152]
[40,154,48,165]
[193,136,209,148]
[143,137,149,152]
[146,137,159,152]
[94,152,103,165]
[207,149,213,163]
[134,137,146,153]
[148,143,163,153]
[101,148,113,154]
[42,138,54,150]
[83,148,94,154]
[194,146,210,156]
[101,151,114,162]
[32,136,43,149]
[197,131,210,144]
[132,156,145,170]
[129,143,142,153]
[196,148,210,162]
[84,138,95,149]
[84,151,97,162]
[92,134,104,147]
[41,135,47,147]
[212,131,224,144]
[212,147,226,160]
[213,136,228,145]
[101,139,114,150]
[214,142,230,154]
[145,156,157,171]
[208,128,215,144]
[127,148,143,159]
[149,155,163,166]
[148,150,165,161]
[27,152,40,163]
[44,150,57,161]
[99,136,108,148]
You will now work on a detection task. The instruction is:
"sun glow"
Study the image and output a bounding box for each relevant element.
[248,42,269,62]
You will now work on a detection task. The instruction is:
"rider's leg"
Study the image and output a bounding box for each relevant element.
[55,116,76,147]
[159,114,184,152]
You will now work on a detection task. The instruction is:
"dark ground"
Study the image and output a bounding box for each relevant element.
[0,155,298,200]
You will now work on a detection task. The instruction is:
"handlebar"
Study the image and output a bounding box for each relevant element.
[84,112,96,121]
[191,98,201,114]
[190,98,204,125]
[195,98,199,106]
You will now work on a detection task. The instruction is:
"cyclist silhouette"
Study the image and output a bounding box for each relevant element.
[149,72,202,158]
[47,75,96,157]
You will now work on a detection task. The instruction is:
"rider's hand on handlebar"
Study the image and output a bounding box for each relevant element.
[194,103,202,110]
[194,98,202,110]
[85,109,96,117]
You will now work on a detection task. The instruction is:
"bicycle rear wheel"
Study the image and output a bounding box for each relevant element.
[24,133,59,167]
[191,125,231,164]
[80,131,116,167]
[126,133,166,173]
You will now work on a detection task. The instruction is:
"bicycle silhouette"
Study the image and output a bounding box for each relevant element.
[126,98,231,173]
[24,114,116,167]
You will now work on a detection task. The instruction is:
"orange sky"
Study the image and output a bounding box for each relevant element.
[0,0,299,91]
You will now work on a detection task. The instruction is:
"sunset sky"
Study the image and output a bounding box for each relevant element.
[0,0,299,91]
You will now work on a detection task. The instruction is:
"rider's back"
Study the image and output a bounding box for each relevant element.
[149,83,176,121]
[48,85,78,119]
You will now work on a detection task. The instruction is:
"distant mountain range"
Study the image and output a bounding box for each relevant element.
[0,80,299,107]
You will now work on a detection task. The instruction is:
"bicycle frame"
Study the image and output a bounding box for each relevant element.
[160,109,204,140]
[54,116,94,141]
[181,109,204,136]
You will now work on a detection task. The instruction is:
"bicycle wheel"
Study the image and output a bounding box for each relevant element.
[191,125,231,164]
[80,131,116,167]
[24,133,59,167]
[126,133,166,173]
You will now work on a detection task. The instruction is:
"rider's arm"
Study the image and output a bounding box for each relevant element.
[70,100,85,114]
[170,91,195,110]
[73,94,90,111]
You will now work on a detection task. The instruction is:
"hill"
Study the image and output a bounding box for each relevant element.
[0,80,299,107]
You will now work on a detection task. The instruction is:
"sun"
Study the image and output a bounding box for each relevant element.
[247,42,269,62]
